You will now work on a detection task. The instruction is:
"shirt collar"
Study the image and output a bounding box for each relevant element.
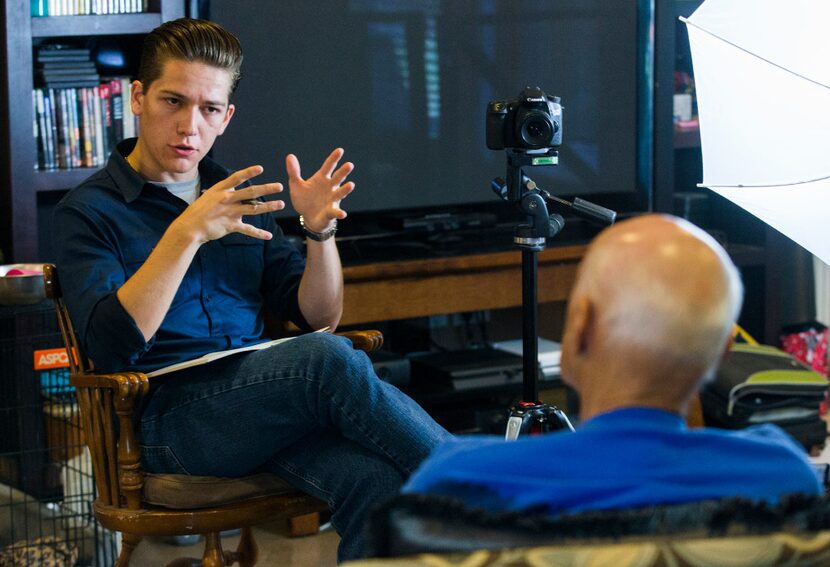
[106,138,231,203]
[582,407,687,431]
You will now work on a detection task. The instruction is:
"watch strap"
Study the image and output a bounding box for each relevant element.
[299,215,337,241]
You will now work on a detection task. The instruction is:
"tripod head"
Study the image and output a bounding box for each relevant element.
[490,149,565,250]
[491,149,617,249]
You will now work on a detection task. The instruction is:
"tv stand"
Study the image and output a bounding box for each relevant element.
[339,244,586,326]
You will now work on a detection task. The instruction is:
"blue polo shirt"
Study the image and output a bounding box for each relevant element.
[404,407,822,513]
[53,138,309,373]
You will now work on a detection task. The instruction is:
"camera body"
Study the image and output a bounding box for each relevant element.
[486,86,563,151]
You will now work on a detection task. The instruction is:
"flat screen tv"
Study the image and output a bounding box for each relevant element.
[209,0,653,232]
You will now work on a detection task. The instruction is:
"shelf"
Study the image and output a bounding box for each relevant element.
[33,168,100,192]
[674,123,701,149]
[2,1,184,261]
[31,13,165,38]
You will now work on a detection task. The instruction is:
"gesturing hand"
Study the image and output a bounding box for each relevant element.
[286,148,355,233]
[174,165,285,243]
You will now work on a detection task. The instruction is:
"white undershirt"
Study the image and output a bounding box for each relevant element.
[159,175,202,205]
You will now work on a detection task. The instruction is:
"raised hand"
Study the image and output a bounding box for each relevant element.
[286,148,355,233]
[173,165,285,243]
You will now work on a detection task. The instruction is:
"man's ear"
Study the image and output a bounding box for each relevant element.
[130,80,144,116]
[217,103,235,135]
[560,295,594,388]
[569,296,594,356]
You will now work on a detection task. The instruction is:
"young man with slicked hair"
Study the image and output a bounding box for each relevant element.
[54,18,448,561]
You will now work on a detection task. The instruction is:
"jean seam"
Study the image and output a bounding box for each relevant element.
[272,459,335,508]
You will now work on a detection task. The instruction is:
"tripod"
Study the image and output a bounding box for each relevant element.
[492,149,615,440]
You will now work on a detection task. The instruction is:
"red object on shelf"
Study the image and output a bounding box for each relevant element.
[674,117,699,131]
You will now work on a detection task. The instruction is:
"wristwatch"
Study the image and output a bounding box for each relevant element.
[299,215,338,241]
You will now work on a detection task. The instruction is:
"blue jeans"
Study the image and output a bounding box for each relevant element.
[138,333,450,562]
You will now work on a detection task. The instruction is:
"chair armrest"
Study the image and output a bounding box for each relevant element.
[69,371,150,509]
[337,330,384,353]
[70,371,150,395]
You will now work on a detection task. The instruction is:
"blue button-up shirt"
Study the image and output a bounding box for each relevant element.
[53,139,309,373]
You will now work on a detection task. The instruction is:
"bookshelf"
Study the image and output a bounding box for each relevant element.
[0,0,185,262]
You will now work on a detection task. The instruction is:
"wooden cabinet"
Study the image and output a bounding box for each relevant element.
[0,0,185,262]
[340,246,586,327]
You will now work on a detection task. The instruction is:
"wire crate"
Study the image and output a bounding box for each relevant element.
[0,302,118,566]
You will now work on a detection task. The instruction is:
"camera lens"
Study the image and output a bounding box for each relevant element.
[520,112,554,148]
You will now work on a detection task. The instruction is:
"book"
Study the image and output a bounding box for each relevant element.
[79,88,94,167]
[41,61,97,70]
[67,88,81,168]
[38,70,100,80]
[42,79,102,89]
[33,91,44,170]
[145,328,331,378]
[120,77,136,139]
[108,78,124,144]
[92,84,105,165]
[45,89,59,169]
[31,0,47,16]
[54,89,70,169]
[37,46,91,59]
[98,83,111,154]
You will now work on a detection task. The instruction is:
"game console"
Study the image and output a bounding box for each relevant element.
[409,347,543,392]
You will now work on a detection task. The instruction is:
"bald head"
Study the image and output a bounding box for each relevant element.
[560,214,743,417]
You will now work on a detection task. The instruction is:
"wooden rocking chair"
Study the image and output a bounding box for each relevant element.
[42,264,383,566]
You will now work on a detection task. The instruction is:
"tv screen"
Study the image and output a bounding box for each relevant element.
[209,0,651,221]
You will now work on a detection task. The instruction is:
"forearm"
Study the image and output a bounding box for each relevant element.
[116,221,202,341]
[297,238,344,330]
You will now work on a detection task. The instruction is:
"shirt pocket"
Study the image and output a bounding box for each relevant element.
[218,233,265,278]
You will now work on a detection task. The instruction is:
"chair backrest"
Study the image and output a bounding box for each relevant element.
[42,263,92,375]
[43,263,149,511]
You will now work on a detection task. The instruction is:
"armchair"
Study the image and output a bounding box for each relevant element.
[354,492,830,566]
[42,263,383,567]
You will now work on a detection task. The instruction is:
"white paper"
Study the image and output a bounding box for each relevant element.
[146,327,330,378]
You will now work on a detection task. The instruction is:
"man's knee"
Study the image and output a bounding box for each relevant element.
[300,332,374,380]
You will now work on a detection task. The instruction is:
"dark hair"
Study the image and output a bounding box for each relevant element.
[138,18,243,96]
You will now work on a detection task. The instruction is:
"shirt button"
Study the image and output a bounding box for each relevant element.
[205,295,212,302]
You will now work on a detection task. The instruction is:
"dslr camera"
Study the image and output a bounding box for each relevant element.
[486,86,563,151]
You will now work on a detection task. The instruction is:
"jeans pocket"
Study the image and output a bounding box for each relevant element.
[141,445,191,475]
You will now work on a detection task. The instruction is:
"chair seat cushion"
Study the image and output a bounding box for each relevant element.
[143,472,297,509]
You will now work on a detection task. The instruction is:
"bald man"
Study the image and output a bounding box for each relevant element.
[403,214,821,513]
